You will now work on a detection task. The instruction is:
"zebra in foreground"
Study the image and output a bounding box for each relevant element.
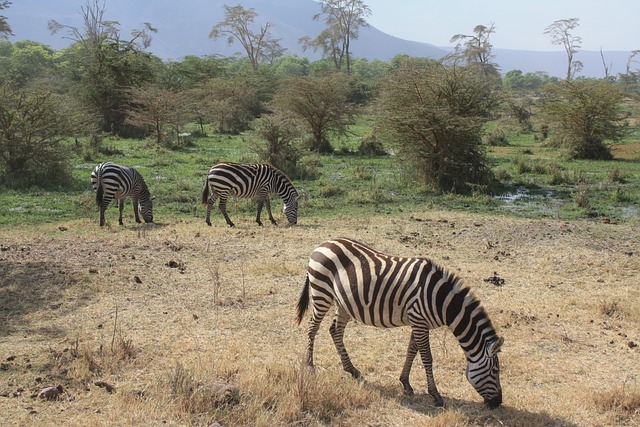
[202,162,299,227]
[296,237,504,408]
[91,162,154,227]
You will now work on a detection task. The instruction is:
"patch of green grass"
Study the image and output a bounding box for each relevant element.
[1,120,640,226]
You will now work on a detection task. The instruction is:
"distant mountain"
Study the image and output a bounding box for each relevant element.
[4,0,632,78]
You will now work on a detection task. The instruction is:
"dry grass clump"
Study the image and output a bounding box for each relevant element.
[594,383,640,425]
[599,299,625,319]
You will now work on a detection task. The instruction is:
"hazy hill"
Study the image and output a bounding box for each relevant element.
[4,0,632,78]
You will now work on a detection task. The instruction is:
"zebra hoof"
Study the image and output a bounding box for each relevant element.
[349,369,362,380]
[432,395,445,407]
[206,221,212,226]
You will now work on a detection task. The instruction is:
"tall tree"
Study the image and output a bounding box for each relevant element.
[209,5,284,71]
[300,0,371,73]
[48,0,157,136]
[0,1,11,38]
[544,18,582,80]
[449,23,499,77]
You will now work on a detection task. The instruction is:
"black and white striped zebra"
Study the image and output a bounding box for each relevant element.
[201,162,299,227]
[91,162,154,227]
[296,237,504,408]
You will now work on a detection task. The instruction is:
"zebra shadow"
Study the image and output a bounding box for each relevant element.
[370,383,580,426]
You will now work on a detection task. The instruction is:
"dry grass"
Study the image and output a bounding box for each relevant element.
[1,211,639,426]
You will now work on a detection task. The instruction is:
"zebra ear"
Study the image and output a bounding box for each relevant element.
[488,336,504,357]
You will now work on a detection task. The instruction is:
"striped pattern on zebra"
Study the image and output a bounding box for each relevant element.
[91,162,154,227]
[296,237,504,408]
[201,162,299,227]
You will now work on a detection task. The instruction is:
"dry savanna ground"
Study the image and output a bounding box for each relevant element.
[1,209,639,426]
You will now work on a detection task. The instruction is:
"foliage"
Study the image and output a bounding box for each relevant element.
[376,61,499,192]
[273,73,357,153]
[209,5,284,71]
[539,79,629,159]
[0,40,57,88]
[0,87,86,188]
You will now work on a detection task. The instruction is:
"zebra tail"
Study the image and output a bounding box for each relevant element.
[296,274,311,325]
[201,180,210,205]
[96,177,104,206]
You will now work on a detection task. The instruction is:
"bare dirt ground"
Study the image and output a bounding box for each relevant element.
[1,210,638,426]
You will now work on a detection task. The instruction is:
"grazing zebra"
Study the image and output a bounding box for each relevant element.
[91,162,154,227]
[296,238,504,408]
[201,162,299,227]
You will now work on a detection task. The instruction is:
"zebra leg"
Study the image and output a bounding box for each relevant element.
[329,307,361,379]
[412,327,444,406]
[205,189,216,226]
[118,198,125,225]
[304,298,332,370]
[255,198,264,226]
[131,195,142,223]
[264,197,277,225]
[218,195,235,227]
[99,203,107,227]
[399,332,419,396]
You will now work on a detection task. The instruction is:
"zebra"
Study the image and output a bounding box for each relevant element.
[201,162,299,227]
[91,162,154,227]
[296,237,504,408]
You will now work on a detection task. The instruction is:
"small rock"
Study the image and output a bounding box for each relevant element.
[134,276,142,284]
[628,341,638,349]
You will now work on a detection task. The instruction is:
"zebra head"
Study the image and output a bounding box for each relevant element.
[283,194,299,225]
[139,196,154,223]
[465,336,503,408]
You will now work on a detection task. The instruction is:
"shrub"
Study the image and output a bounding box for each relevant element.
[540,80,629,160]
[377,61,499,193]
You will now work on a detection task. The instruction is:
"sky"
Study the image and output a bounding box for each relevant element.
[364,0,640,52]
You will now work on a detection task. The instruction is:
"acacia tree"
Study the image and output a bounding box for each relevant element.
[49,0,157,136]
[376,61,499,192]
[540,79,628,160]
[544,18,582,80]
[125,86,190,146]
[449,23,499,77]
[273,73,356,153]
[209,5,284,71]
[300,0,371,73]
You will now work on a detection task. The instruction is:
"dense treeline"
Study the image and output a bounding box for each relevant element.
[0,2,638,192]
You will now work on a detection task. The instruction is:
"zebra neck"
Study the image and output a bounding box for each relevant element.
[448,301,497,362]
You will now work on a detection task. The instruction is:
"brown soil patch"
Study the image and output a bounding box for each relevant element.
[1,212,638,426]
